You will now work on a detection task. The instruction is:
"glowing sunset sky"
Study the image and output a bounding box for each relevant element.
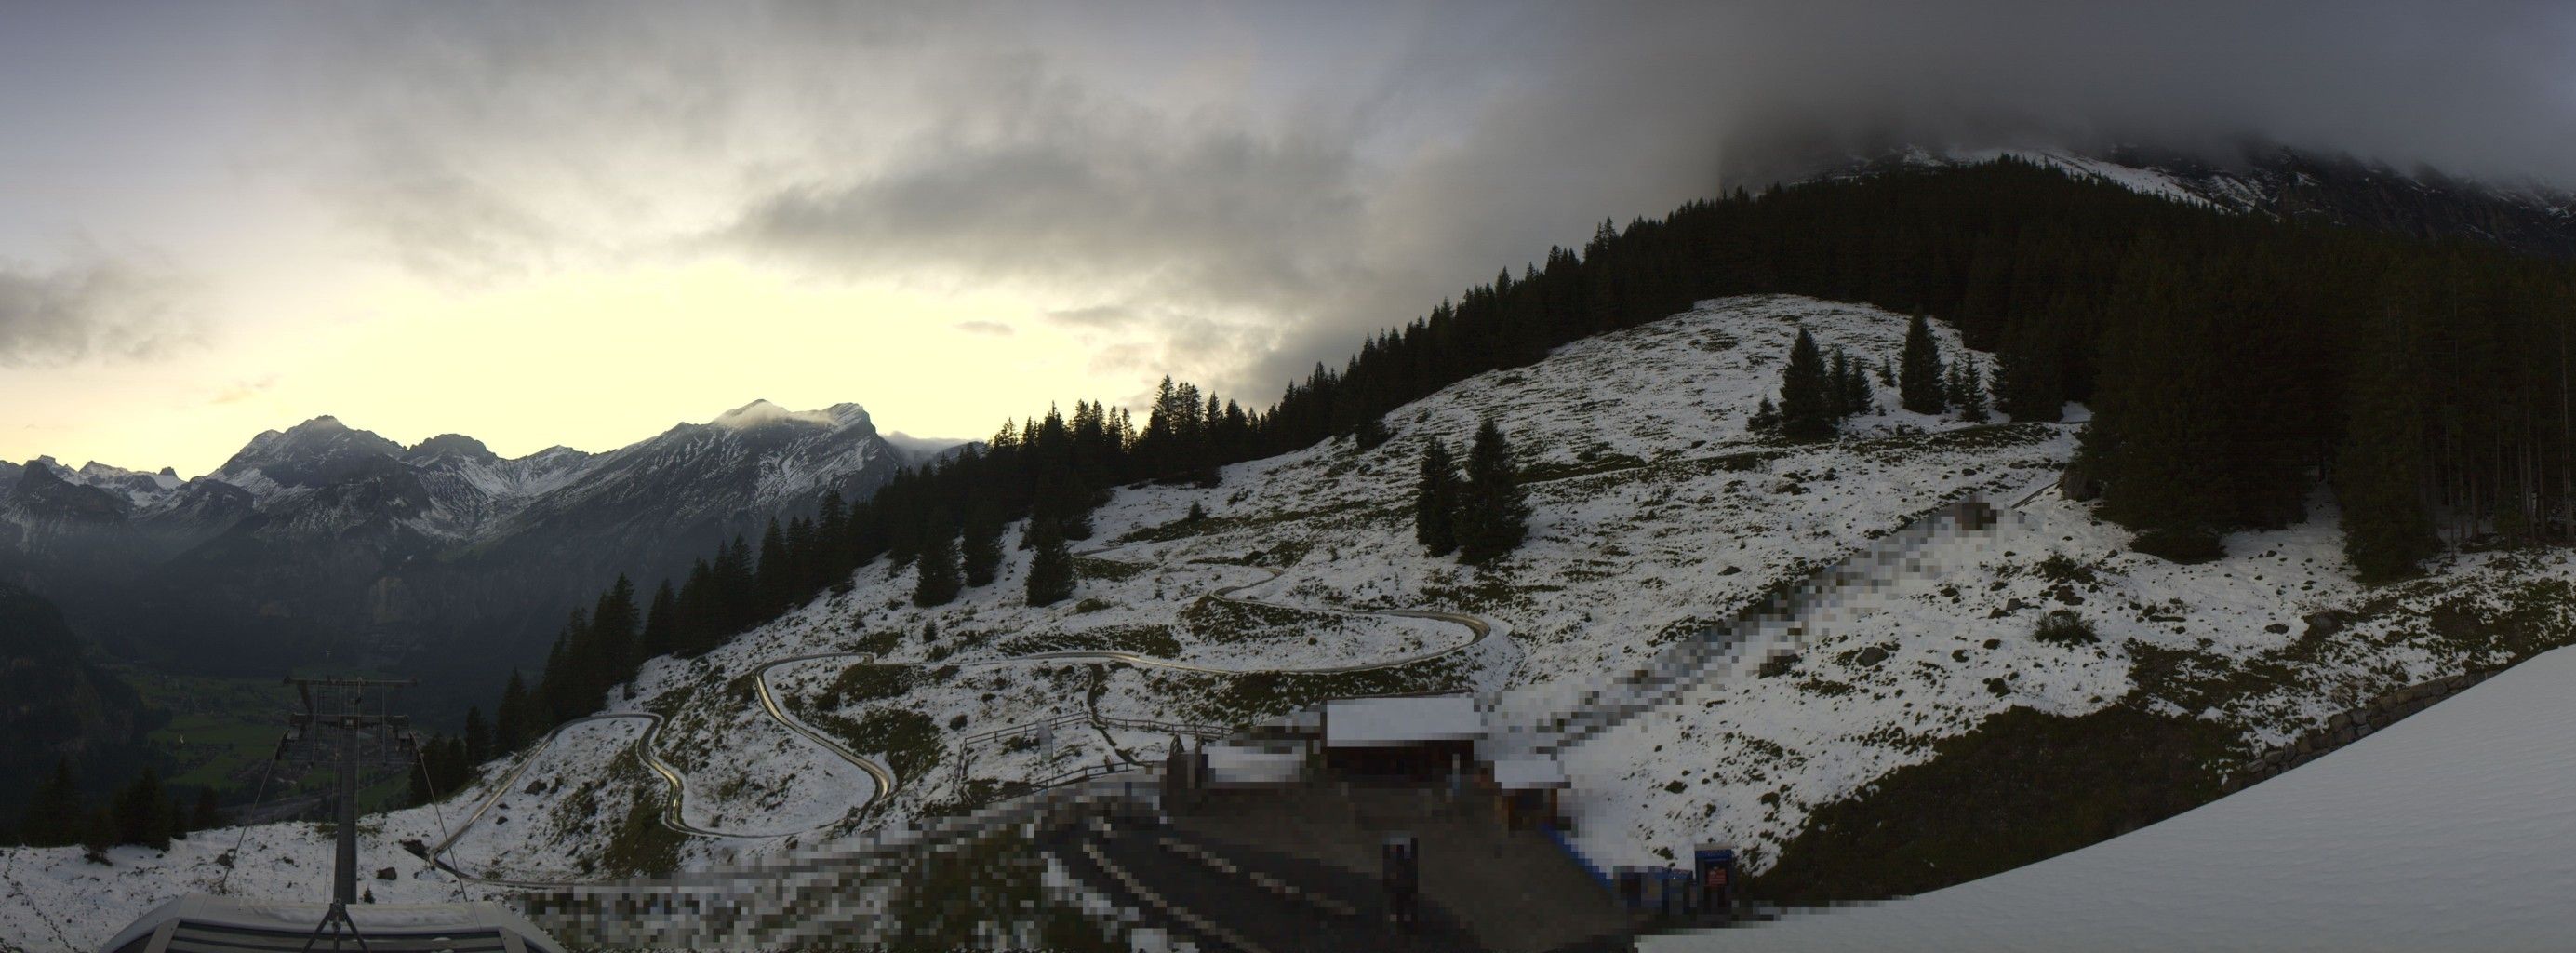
[5,2,2569,475]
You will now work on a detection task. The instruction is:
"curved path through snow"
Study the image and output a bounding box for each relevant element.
[427,553,1502,887]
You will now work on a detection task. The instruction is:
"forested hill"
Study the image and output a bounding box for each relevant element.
[497,157,2575,746]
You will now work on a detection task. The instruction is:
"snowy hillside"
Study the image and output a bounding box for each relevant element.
[1654,641,2576,952]
[9,293,2570,949]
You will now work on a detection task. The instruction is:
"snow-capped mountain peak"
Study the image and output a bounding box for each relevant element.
[711,399,843,431]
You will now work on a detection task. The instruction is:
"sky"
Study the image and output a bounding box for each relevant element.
[4,1,2573,476]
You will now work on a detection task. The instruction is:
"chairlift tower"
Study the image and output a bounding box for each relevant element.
[274,676,419,946]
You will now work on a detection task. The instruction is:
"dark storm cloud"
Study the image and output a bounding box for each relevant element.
[0,256,197,367]
[288,1,2576,404]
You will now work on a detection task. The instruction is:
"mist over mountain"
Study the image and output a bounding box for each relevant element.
[0,400,962,720]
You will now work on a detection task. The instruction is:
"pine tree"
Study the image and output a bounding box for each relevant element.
[961,501,1004,587]
[494,671,529,751]
[1024,517,1075,607]
[592,575,639,686]
[1954,356,1990,423]
[1455,419,1531,565]
[20,758,79,847]
[80,806,114,855]
[191,787,221,834]
[463,706,492,765]
[755,519,794,615]
[1835,348,1872,416]
[2337,310,2439,581]
[1900,313,1949,414]
[1875,357,1897,387]
[1748,397,1780,434]
[638,581,677,660]
[114,766,169,850]
[168,794,193,840]
[1778,329,1838,440]
[912,513,964,607]
[1413,437,1462,557]
[1993,325,2064,422]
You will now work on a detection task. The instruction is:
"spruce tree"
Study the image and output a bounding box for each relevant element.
[2336,312,2438,581]
[961,501,1003,587]
[638,582,677,660]
[1993,326,2064,422]
[912,515,964,607]
[1748,397,1780,434]
[1875,356,1897,387]
[20,758,78,847]
[1834,348,1872,416]
[192,787,221,834]
[1778,329,1837,440]
[756,519,794,614]
[1024,517,1076,607]
[494,671,529,751]
[1455,419,1531,565]
[80,806,113,855]
[1954,356,1990,423]
[1900,313,1948,413]
[1413,437,1461,557]
[114,766,168,851]
[463,706,491,765]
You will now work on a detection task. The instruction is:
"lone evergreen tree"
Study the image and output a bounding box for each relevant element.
[1900,313,1949,414]
[1778,329,1838,440]
[912,517,964,607]
[1024,517,1076,606]
[1414,437,1461,557]
[1455,419,1531,565]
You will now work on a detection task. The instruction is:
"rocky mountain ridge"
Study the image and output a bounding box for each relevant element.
[0,400,955,717]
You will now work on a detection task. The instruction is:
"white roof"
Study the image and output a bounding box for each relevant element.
[1654,645,2576,952]
[1323,695,1484,747]
[1493,757,1569,790]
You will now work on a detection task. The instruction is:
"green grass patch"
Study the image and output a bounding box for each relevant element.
[1072,557,1155,582]
[1148,656,1474,728]
[997,625,1182,658]
[808,706,945,786]
[1752,703,2237,906]
[1179,596,1350,646]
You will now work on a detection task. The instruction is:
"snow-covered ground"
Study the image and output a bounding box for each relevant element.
[1649,642,2576,952]
[10,293,2570,949]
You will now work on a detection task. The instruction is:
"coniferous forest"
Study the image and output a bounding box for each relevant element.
[485,157,2576,750]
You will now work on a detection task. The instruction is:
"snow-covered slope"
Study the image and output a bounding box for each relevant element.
[1656,641,2576,952]
[12,294,2569,949]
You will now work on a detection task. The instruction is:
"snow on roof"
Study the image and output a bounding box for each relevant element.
[1323,695,1484,748]
[1654,645,2576,952]
[1206,743,1305,786]
[1493,757,1569,790]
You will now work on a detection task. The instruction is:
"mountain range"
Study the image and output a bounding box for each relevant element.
[0,400,960,718]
